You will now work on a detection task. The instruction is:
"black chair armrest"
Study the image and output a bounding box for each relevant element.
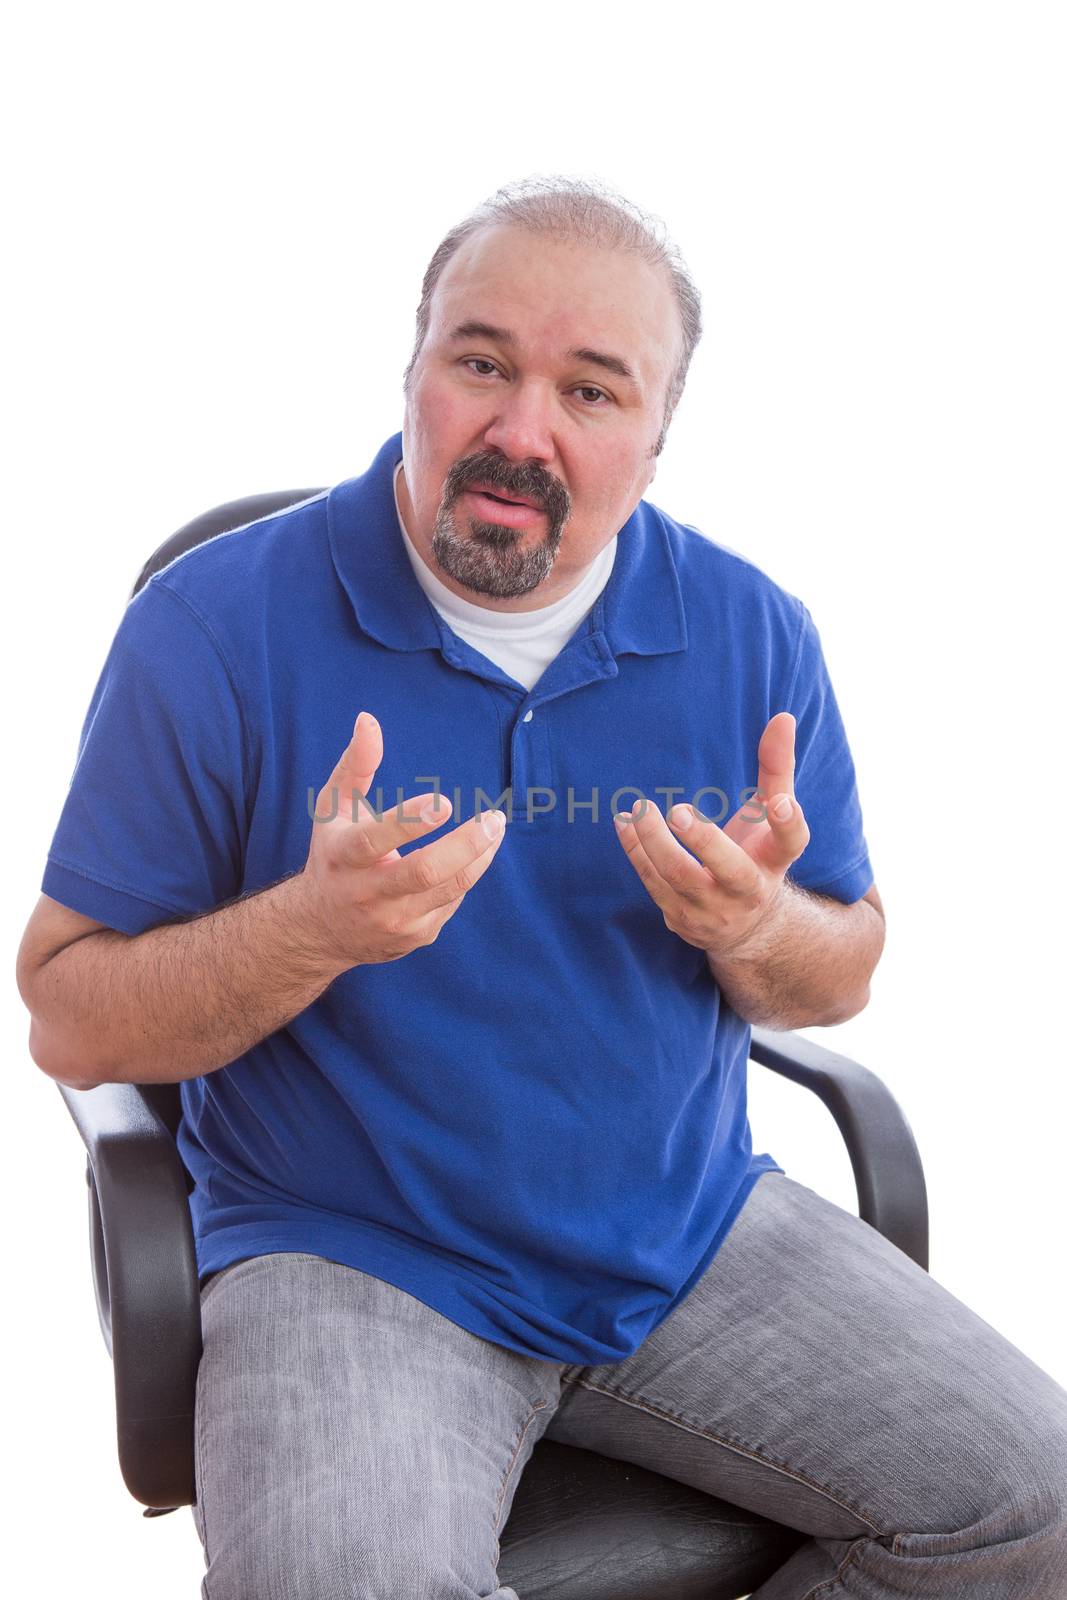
[749,1026,929,1271]
[57,1081,200,1509]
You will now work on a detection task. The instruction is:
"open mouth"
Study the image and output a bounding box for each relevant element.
[459,484,547,528]
[474,490,539,510]
[465,480,544,510]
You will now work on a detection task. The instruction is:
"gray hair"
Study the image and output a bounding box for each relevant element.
[402,176,702,457]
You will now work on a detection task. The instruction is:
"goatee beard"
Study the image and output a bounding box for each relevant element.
[431,451,572,600]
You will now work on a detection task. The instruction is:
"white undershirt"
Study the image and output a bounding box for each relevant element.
[392,463,616,692]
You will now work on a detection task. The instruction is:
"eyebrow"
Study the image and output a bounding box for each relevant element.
[448,321,639,385]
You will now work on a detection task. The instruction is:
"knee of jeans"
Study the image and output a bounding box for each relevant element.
[1002,1416,1067,1538]
[1032,1434,1067,1543]
[199,1500,500,1600]
[202,1537,447,1600]
[895,1433,1067,1567]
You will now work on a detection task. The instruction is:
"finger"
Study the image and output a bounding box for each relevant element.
[338,788,454,867]
[632,801,761,899]
[754,711,797,819]
[616,813,721,949]
[318,711,385,822]
[753,791,810,875]
[383,809,507,909]
[613,813,675,911]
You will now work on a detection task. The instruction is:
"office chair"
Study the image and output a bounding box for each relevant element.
[56,489,929,1600]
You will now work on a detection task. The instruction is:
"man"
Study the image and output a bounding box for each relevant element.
[17,178,1067,1597]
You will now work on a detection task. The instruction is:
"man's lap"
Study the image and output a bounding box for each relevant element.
[543,1168,1067,1591]
[190,1172,1067,1596]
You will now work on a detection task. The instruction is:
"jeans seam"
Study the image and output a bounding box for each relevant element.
[563,1375,893,1539]
[193,1364,212,1586]
[493,1398,550,1540]
[799,1536,866,1599]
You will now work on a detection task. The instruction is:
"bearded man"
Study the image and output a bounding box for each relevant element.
[18,177,1067,1598]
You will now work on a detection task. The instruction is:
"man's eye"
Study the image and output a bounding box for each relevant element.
[576,386,609,405]
[464,359,499,376]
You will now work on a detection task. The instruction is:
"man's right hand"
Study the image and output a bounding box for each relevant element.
[294,712,506,970]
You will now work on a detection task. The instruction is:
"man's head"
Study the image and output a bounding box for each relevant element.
[397,177,703,609]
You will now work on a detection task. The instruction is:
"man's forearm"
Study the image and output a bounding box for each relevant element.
[26,875,349,1089]
[705,879,884,1030]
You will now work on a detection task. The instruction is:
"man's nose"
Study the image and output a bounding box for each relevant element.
[481,380,557,466]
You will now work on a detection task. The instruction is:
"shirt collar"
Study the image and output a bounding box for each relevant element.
[326,431,688,661]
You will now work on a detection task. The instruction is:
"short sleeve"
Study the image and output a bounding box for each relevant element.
[784,603,874,905]
[41,578,250,935]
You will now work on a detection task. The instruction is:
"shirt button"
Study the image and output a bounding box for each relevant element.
[523,710,534,723]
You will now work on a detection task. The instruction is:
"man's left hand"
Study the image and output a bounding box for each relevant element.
[613,712,811,960]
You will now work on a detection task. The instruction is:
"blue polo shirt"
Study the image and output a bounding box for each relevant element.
[42,431,873,1364]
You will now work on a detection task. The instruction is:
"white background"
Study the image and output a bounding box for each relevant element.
[5,3,1064,1593]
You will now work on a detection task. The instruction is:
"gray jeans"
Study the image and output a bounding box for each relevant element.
[191,1171,1067,1597]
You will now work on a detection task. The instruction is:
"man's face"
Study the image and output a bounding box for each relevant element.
[399,224,682,608]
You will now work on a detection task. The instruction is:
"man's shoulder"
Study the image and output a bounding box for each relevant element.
[136,488,333,634]
[643,497,807,633]
[148,489,329,589]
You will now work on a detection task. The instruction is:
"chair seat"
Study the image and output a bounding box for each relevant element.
[498,1439,806,1600]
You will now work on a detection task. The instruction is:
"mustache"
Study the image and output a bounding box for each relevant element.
[441,452,571,524]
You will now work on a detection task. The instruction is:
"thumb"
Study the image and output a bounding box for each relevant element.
[320,712,384,822]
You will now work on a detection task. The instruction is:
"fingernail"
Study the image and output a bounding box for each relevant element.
[773,797,792,820]
[482,810,505,838]
[669,806,693,830]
